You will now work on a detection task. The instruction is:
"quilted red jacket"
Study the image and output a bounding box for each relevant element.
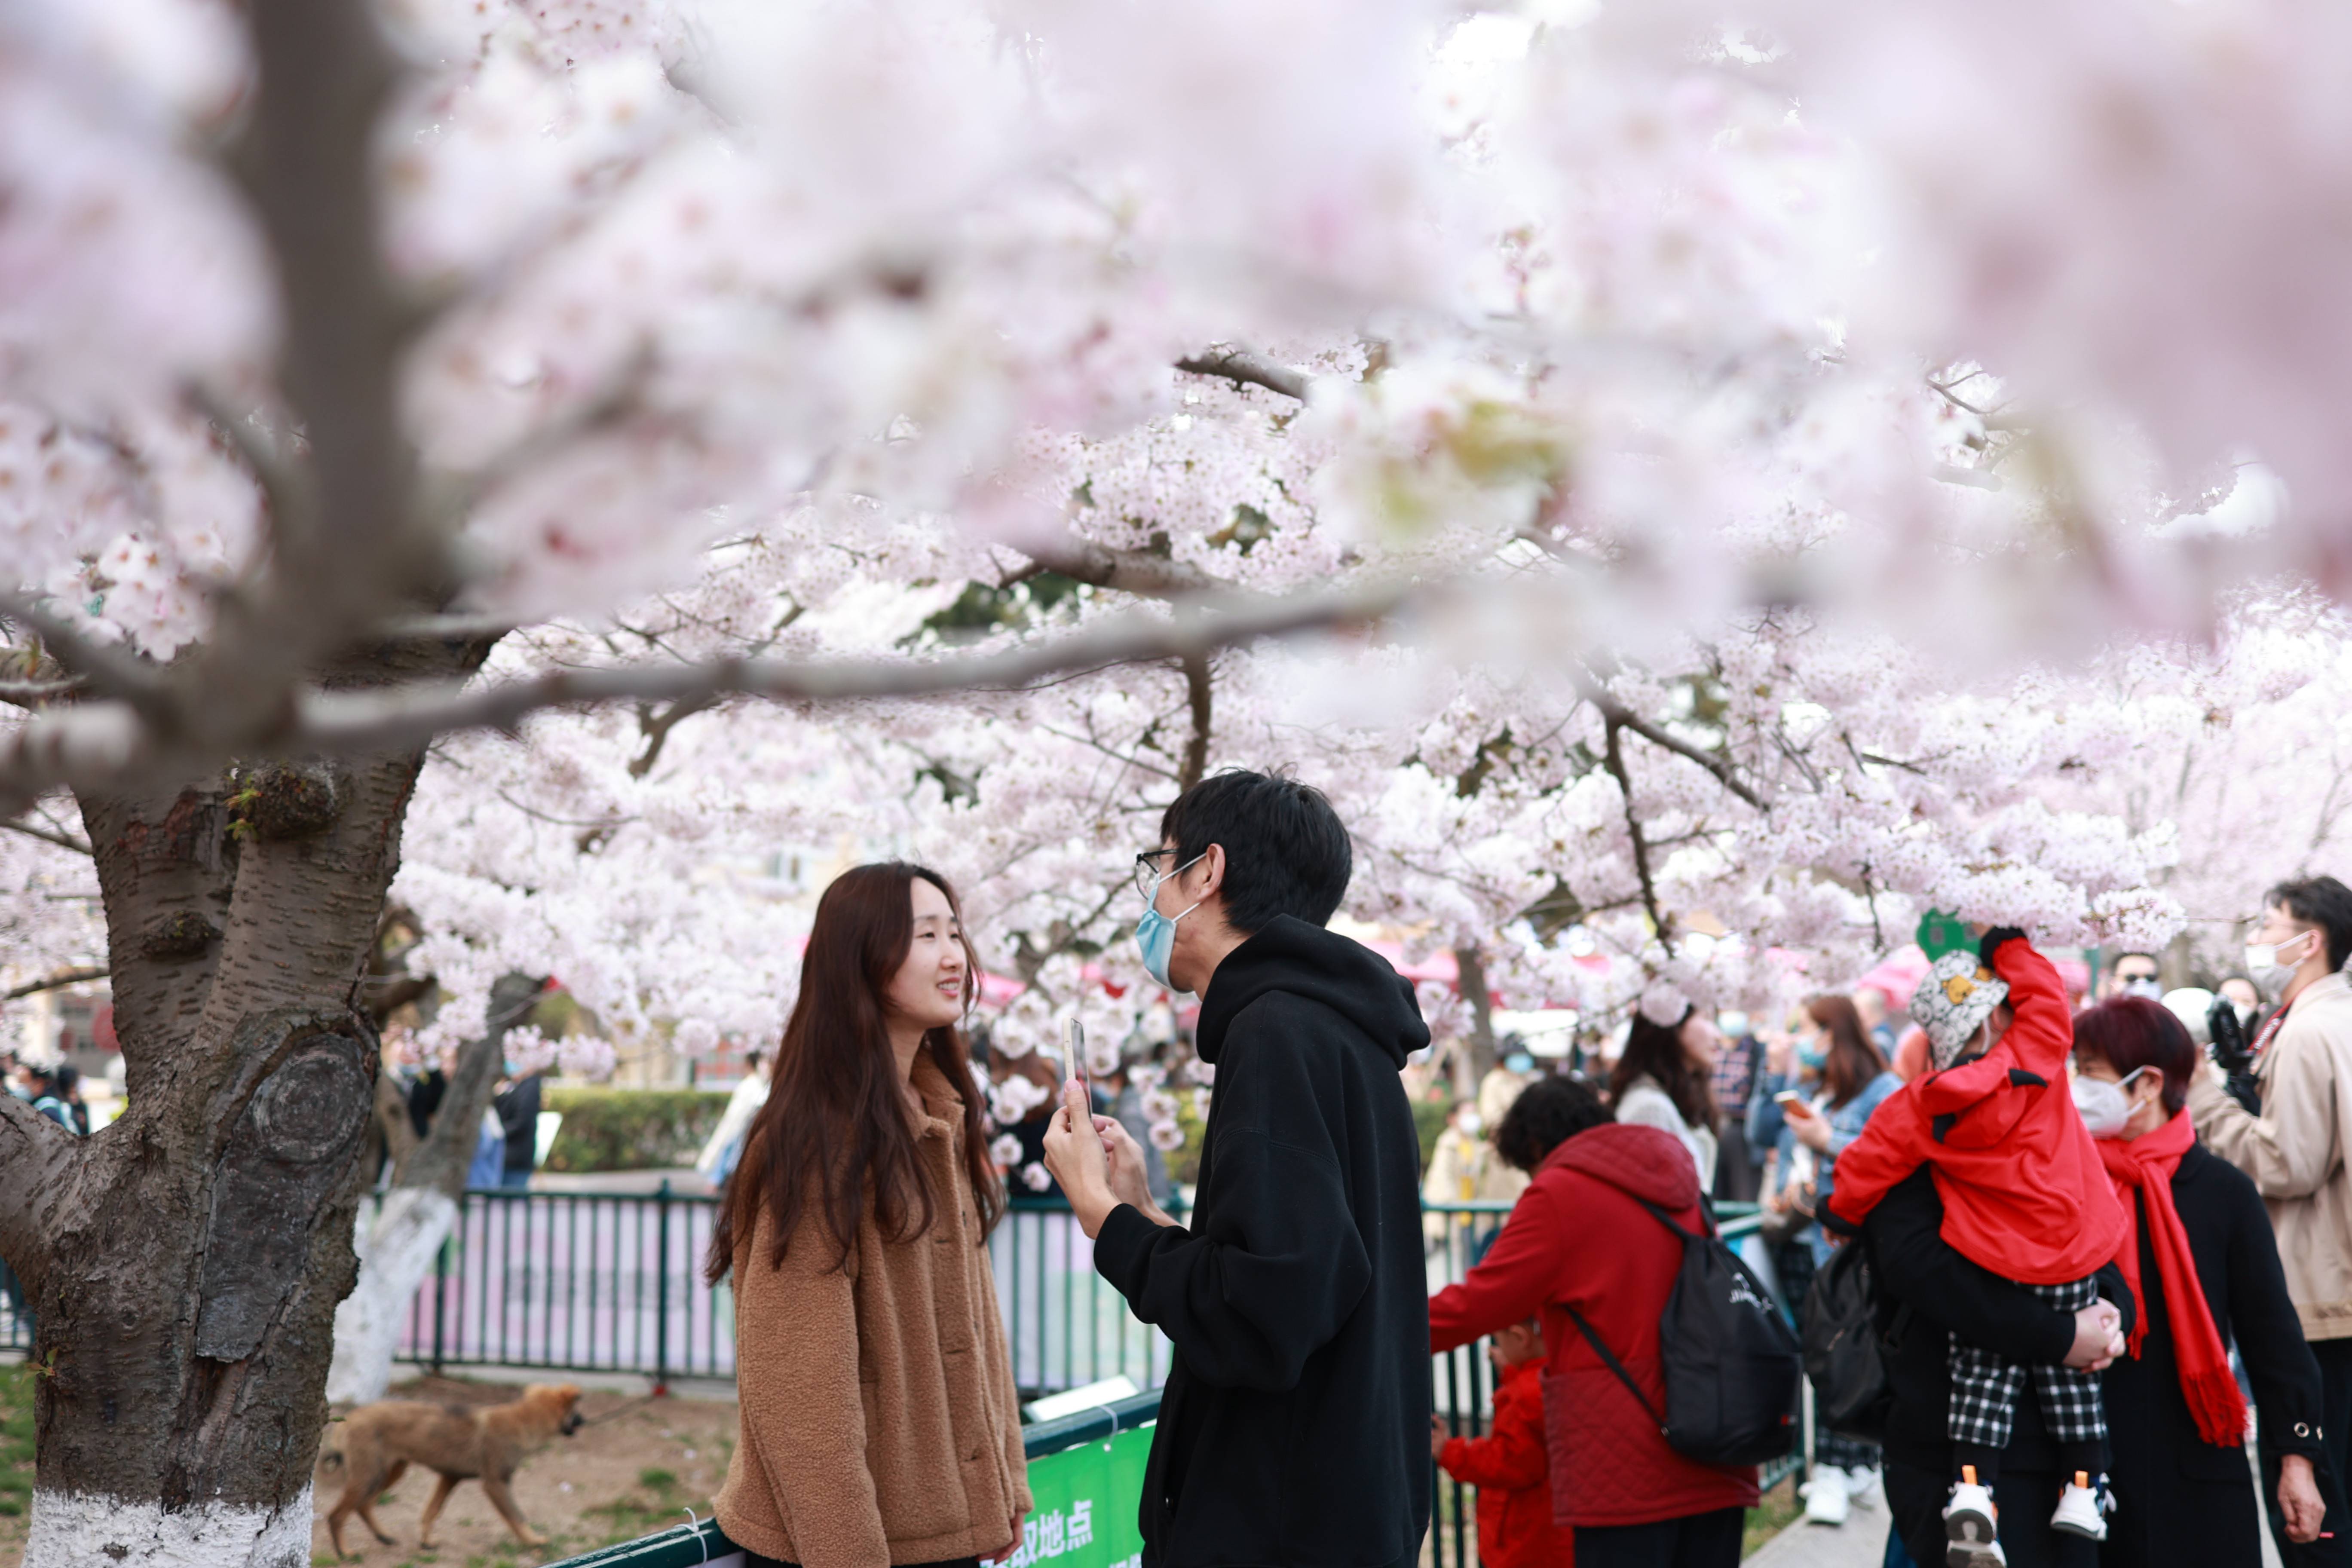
[1430,1123,1760,1529]
[1438,1359,1571,1568]
[1822,935,2129,1286]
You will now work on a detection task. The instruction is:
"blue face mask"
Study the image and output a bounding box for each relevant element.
[1504,1053,1534,1074]
[1135,854,1207,989]
[1797,1039,1828,1072]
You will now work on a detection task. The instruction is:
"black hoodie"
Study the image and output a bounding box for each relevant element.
[1093,916,1433,1568]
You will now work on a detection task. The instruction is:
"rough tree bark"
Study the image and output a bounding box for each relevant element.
[324,971,542,1407]
[1452,946,1498,1099]
[0,636,490,1568]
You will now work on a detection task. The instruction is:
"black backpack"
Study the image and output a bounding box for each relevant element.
[1562,1198,1802,1467]
[1800,1239,1908,1442]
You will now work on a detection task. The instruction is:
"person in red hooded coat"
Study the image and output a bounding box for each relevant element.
[1432,1318,1571,1568]
[1431,1076,1757,1568]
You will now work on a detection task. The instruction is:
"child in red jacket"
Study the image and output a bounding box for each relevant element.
[1822,929,2131,1564]
[1432,1319,1571,1568]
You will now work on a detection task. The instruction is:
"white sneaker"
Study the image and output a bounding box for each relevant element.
[2049,1472,2113,1542]
[1845,1465,1883,1510]
[1944,1470,2006,1568]
[1802,1464,1850,1526]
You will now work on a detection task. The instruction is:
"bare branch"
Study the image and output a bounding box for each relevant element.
[1179,651,1213,790]
[414,342,657,536]
[3,965,108,1003]
[1602,716,1670,945]
[0,594,174,721]
[629,692,718,778]
[0,580,1410,812]
[1027,541,1218,599]
[1576,673,1767,812]
[0,678,82,709]
[299,581,1408,760]
[2,819,93,856]
[190,383,309,527]
[1175,348,1313,403]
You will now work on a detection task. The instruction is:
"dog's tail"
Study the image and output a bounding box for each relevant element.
[317,1429,346,1473]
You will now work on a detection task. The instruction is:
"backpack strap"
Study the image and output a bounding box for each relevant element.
[1632,1196,1709,1241]
[1559,1303,1669,1440]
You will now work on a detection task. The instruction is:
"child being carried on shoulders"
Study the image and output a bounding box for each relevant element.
[1822,928,2130,1568]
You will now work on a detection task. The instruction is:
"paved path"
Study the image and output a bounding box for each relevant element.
[1746,1510,1895,1567]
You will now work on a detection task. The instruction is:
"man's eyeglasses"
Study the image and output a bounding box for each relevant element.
[1133,849,1177,900]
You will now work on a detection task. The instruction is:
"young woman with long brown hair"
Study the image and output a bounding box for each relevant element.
[708,862,1026,1568]
[1610,1004,1724,1188]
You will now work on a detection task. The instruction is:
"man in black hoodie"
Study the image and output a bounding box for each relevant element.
[1043,770,1432,1568]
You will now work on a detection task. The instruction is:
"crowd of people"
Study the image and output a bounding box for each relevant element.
[693,765,2352,1568]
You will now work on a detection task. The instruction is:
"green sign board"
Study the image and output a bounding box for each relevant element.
[1916,908,1971,960]
[1004,1424,1154,1568]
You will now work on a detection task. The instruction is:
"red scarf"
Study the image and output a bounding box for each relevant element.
[2098,1110,2247,1447]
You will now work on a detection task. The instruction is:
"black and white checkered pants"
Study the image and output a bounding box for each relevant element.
[1947,1274,2106,1448]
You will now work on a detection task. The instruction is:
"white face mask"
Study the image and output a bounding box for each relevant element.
[2246,928,2319,984]
[1457,1110,1484,1136]
[2073,1066,2149,1140]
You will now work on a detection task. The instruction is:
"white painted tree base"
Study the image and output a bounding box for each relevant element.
[24,1487,313,1568]
[325,1186,459,1406]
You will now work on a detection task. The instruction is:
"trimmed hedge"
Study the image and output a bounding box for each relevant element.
[541,1086,733,1173]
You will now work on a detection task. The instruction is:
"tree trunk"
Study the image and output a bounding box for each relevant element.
[325,971,540,1406]
[1454,945,1497,1090]
[2,638,488,1568]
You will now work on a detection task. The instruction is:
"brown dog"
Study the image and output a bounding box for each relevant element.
[319,1382,584,1555]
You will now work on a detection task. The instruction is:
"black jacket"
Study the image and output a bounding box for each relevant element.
[1864,1169,2138,1477]
[1094,917,1432,1568]
[494,1072,542,1175]
[2101,1142,2331,1568]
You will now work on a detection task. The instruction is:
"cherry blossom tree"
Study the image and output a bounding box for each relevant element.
[8,0,2352,1562]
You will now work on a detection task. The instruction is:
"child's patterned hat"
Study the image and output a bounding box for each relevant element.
[1910,949,2010,1070]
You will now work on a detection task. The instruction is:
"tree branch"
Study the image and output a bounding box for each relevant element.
[629,692,719,779]
[0,594,175,722]
[1179,652,1213,790]
[0,1090,74,1287]
[2,818,93,856]
[3,965,109,1003]
[1026,541,1218,599]
[1577,672,1766,811]
[1175,348,1314,403]
[0,678,82,709]
[1602,716,1672,946]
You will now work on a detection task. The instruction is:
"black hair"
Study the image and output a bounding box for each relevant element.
[1610,1008,1721,1133]
[2113,951,2160,972]
[2266,876,2352,972]
[52,1063,78,1097]
[1158,769,1352,936]
[1494,1075,1611,1172]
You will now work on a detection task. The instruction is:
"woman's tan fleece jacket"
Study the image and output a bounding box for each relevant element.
[716,1055,1030,1568]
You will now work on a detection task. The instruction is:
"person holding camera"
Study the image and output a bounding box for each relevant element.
[2192,875,2352,1536]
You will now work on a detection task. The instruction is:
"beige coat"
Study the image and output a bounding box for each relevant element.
[2190,970,2352,1340]
[716,1055,1030,1568]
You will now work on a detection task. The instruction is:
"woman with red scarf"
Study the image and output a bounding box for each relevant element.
[2073,995,2337,1565]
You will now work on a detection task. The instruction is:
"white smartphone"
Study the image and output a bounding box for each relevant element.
[1060,1017,1089,1099]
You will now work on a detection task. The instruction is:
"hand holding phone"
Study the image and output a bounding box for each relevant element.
[1774,1089,1818,1120]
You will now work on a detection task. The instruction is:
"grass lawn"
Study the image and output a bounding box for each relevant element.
[1744,1475,1802,1559]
